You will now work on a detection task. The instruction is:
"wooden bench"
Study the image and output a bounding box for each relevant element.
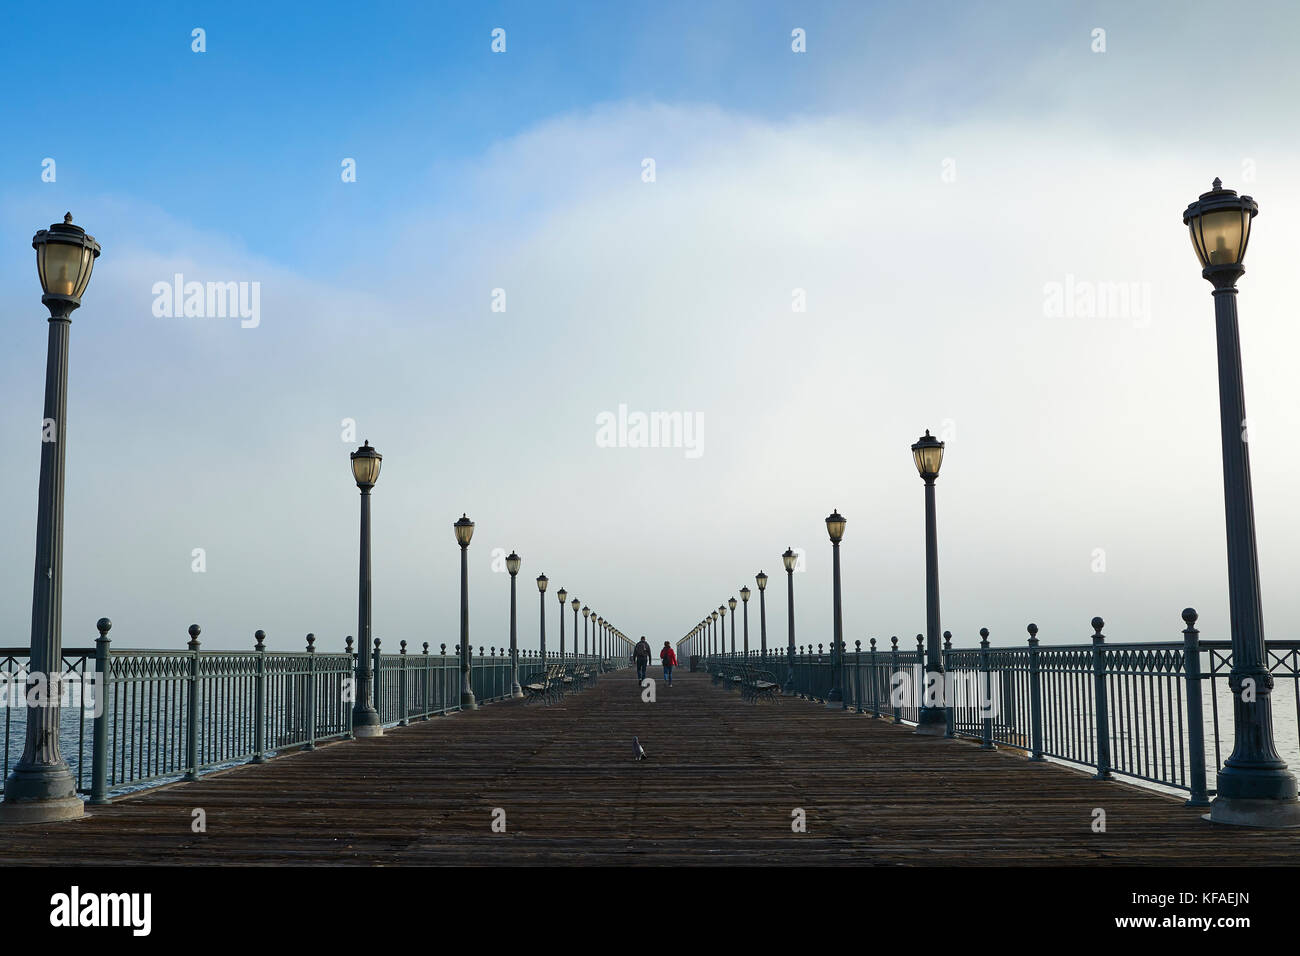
[522,664,566,705]
[739,661,781,704]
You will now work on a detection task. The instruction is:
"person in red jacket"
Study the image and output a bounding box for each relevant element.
[660,642,678,686]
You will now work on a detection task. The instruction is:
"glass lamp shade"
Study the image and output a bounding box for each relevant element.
[536,573,548,593]
[911,430,944,479]
[571,598,580,611]
[33,213,100,303]
[1184,179,1257,269]
[505,551,521,575]
[453,514,475,547]
[711,611,718,622]
[740,586,751,603]
[756,571,768,591]
[718,605,726,618]
[557,588,567,603]
[728,596,738,611]
[350,441,382,487]
[825,509,847,542]
[782,547,797,572]
[582,606,590,618]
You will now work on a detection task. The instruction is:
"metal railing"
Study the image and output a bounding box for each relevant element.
[706,610,1300,805]
[2,625,623,802]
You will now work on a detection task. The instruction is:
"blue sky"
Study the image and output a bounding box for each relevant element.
[2,1,1300,653]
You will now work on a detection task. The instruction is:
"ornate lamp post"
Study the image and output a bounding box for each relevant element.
[1,214,101,823]
[756,571,769,661]
[1184,179,1300,827]
[826,510,847,709]
[536,573,548,659]
[912,431,946,735]
[349,441,383,738]
[728,597,738,654]
[582,605,590,659]
[783,547,798,693]
[454,514,476,710]
[571,597,580,662]
[557,587,567,659]
[507,551,523,697]
[740,587,751,655]
[711,610,719,656]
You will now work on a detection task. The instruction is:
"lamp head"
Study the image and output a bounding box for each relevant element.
[350,441,382,489]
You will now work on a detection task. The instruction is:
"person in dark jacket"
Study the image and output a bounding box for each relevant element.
[633,637,652,681]
[660,642,678,685]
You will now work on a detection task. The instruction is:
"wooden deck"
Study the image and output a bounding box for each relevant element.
[1,670,1296,866]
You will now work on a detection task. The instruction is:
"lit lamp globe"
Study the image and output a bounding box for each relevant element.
[350,441,382,489]
[1184,178,1256,278]
[34,213,100,313]
[911,430,944,480]
[453,514,475,547]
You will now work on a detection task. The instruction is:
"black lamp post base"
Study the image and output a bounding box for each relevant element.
[915,708,947,736]
[353,709,383,738]
[0,795,84,824]
[1206,795,1300,829]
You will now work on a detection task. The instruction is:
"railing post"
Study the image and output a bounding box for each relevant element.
[891,636,902,724]
[184,624,201,782]
[870,638,880,718]
[1182,608,1211,807]
[423,642,431,718]
[1027,623,1044,761]
[854,641,863,714]
[943,631,955,738]
[979,628,996,751]
[399,640,409,726]
[440,644,447,714]
[372,638,382,723]
[305,633,317,750]
[89,617,112,805]
[252,629,267,763]
[345,635,356,738]
[1091,617,1113,781]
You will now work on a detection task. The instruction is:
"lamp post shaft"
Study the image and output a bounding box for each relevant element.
[1209,281,1297,817]
[351,489,381,736]
[460,544,476,709]
[3,314,82,818]
[539,590,547,659]
[759,589,768,659]
[827,540,845,707]
[743,601,749,656]
[785,570,796,694]
[509,573,522,698]
[917,477,946,734]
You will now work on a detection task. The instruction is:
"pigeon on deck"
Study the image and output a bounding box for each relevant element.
[633,736,648,760]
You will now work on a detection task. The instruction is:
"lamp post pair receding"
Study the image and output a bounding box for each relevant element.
[1,214,102,823]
